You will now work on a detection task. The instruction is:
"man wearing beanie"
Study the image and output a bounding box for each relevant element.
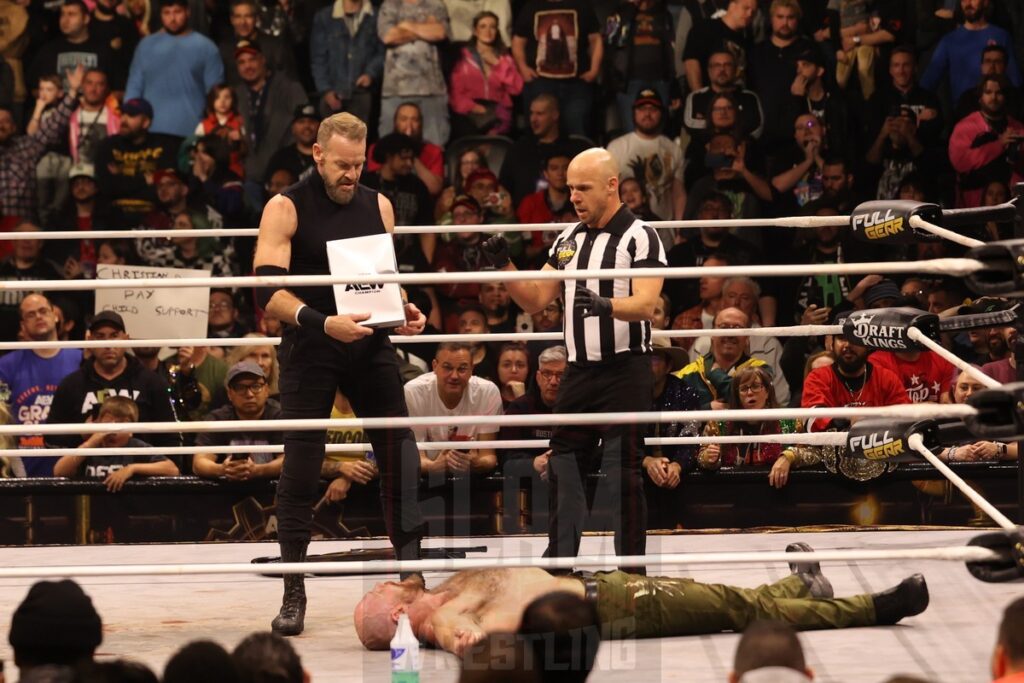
[9,579,102,680]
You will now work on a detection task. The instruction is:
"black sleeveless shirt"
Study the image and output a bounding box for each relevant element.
[281,170,386,314]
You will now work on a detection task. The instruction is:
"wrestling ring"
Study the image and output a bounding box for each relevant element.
[3,197,1024,680]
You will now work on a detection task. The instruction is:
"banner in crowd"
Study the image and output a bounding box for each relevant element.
[95,265,211,339]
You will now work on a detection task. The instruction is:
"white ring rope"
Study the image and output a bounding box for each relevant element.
[0,337,283,351]
[0,546,1001,580]
[647,433,850,447]
[0,325,845,353]
[0,404,976,437]
[3,433,851,459]
[0,259,988,292]
[390,325,844,345]
[10,215,852,242]
[906,327,1002,389]
[908,215,986,249]
[907,433,1018,533]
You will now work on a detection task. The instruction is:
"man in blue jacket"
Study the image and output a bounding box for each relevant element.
[310,0,385,126]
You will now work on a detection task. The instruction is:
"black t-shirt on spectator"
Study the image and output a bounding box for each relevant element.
[88,12,141,80]
[79,437,170,479]
[682,18,752,83]
[28,35,121,90]
[870,85,945,148]
[265,145,315,184]
[665,234,757,315]
[747,37,816,153]
[513,0,601,78]
[361,172,432,227]
[499,135,586,205]
[194,400,284,464]
[0,257,63,342]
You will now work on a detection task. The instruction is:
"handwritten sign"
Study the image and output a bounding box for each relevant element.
[95,264,211,339]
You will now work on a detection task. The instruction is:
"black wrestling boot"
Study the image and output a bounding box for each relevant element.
[786,542,833,598]
[872,574,929,625]
[271,540,308,636]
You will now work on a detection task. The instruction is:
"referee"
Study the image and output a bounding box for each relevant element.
[481,148,667,572]
[253,113,426,636]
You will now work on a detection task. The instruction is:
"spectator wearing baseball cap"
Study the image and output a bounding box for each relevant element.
[264,104,319,185]
[607,87,686,239]
[218,1,298,87]
[49,161,114,275]
[232,36,309,202]
[462,167,515,225]
[604,0,677,136]
[432,195,490,327]
[123,0,224,138]
[44,308,181,455]
[94,96,182,223]
[193,360,284,481]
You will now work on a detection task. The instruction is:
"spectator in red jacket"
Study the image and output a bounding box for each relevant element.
[949,74,1024,207]
[516,148,574,267]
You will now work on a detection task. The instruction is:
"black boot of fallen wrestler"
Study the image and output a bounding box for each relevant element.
[786,542,834,598]
[271,540,308,636]
[872,574,930,625]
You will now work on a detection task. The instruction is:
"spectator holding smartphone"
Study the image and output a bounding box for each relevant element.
[193,361,283,481]
[53,396,178,492]
[949,74,1024,207]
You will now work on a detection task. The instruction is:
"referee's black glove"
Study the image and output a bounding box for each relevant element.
[481,234,510,268]
[575,287,613,318]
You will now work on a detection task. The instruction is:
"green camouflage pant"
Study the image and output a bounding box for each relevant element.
[590,571,876,639]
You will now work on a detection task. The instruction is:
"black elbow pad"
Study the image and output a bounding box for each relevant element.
[254,265,288,310]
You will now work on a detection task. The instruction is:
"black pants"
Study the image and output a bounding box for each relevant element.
[547,354,651,566]
[276,328,423,560]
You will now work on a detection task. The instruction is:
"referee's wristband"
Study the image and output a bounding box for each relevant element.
[295,304,329,335]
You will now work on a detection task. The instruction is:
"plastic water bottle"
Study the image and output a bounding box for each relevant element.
[391,613,420,683]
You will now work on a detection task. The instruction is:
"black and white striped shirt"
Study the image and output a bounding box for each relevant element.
[546,205,667,365]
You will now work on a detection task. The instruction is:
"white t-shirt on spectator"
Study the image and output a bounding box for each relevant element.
[403,373,503,458]
[606,132,684,223]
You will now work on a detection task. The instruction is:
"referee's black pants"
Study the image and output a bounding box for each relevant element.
[547,353,651,571]
[276,328,424,561]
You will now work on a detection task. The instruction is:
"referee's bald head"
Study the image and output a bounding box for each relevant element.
[570,148,619,182]
[568,148,621,227]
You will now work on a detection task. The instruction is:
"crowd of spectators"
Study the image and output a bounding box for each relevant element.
[0,0,1023,530]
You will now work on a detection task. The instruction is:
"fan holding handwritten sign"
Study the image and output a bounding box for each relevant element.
[94,264,212,339]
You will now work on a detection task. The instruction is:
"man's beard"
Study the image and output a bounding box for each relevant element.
[981,102,1005,119]
[837,353,866,375]
[325,181,357,205]
[165,23,187,35]
[636,120,661,136]
[989,335,1008,357]
[774,26,795,40]
[488,304,508,318]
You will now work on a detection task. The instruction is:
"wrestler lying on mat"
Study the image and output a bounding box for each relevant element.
[353,543,929,654]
